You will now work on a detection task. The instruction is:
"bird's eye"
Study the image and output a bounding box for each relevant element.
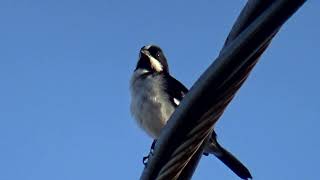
[157,52,161,57]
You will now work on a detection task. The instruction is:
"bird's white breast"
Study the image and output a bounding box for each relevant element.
[130,69,175,139]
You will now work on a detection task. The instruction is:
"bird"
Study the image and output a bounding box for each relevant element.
[130,44,252,179]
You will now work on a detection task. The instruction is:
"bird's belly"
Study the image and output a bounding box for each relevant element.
[131,88,175,138]
[137,99,164,138]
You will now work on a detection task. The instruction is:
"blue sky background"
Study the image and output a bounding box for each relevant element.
[0,1,319,180]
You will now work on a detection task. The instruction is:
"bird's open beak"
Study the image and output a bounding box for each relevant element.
[140,49,149,56]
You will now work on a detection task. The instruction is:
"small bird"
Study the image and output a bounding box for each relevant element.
[130,45,252,179]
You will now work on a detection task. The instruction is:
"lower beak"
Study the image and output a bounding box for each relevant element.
[140,49,151,59]
[140,49,149,55]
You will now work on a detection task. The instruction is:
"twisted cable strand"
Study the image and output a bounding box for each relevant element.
[155,39,272,180]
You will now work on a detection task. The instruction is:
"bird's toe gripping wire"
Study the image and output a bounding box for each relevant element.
[143,140,157,165]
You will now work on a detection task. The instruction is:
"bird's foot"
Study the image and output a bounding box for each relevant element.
[142,153,152,165]
[142,139,157,166]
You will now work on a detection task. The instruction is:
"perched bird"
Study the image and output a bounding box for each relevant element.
[130,45,252,179]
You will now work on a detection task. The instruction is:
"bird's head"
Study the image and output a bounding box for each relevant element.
[135,45,169,73]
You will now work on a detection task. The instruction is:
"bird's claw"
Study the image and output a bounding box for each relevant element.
[142,140,157,166]
[143,155,149,165]
[143,151,154,165]
[203,152,209,156]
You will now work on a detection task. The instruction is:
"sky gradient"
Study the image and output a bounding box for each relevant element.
[0,1,319,180]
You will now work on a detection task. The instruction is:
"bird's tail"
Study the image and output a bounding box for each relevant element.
[205,131,252,180]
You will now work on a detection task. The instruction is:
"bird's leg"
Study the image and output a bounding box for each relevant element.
[143,139,157,165]
[150,139,156,153]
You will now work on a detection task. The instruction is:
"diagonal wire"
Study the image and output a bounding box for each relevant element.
[140,0,306,179]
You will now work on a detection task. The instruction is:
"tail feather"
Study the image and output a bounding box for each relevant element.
[205,131,252,179]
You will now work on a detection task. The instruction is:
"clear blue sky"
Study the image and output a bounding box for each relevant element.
[0,1,319,180]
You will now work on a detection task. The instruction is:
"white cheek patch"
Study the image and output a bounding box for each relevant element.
[173,98,180,106]
[149,55,163,72]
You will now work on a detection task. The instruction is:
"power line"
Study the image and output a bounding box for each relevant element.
[140,1,306,179]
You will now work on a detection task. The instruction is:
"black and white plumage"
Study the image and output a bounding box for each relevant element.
[130,45,252,179]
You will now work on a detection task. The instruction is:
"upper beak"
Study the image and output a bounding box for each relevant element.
[141,45,150,51]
